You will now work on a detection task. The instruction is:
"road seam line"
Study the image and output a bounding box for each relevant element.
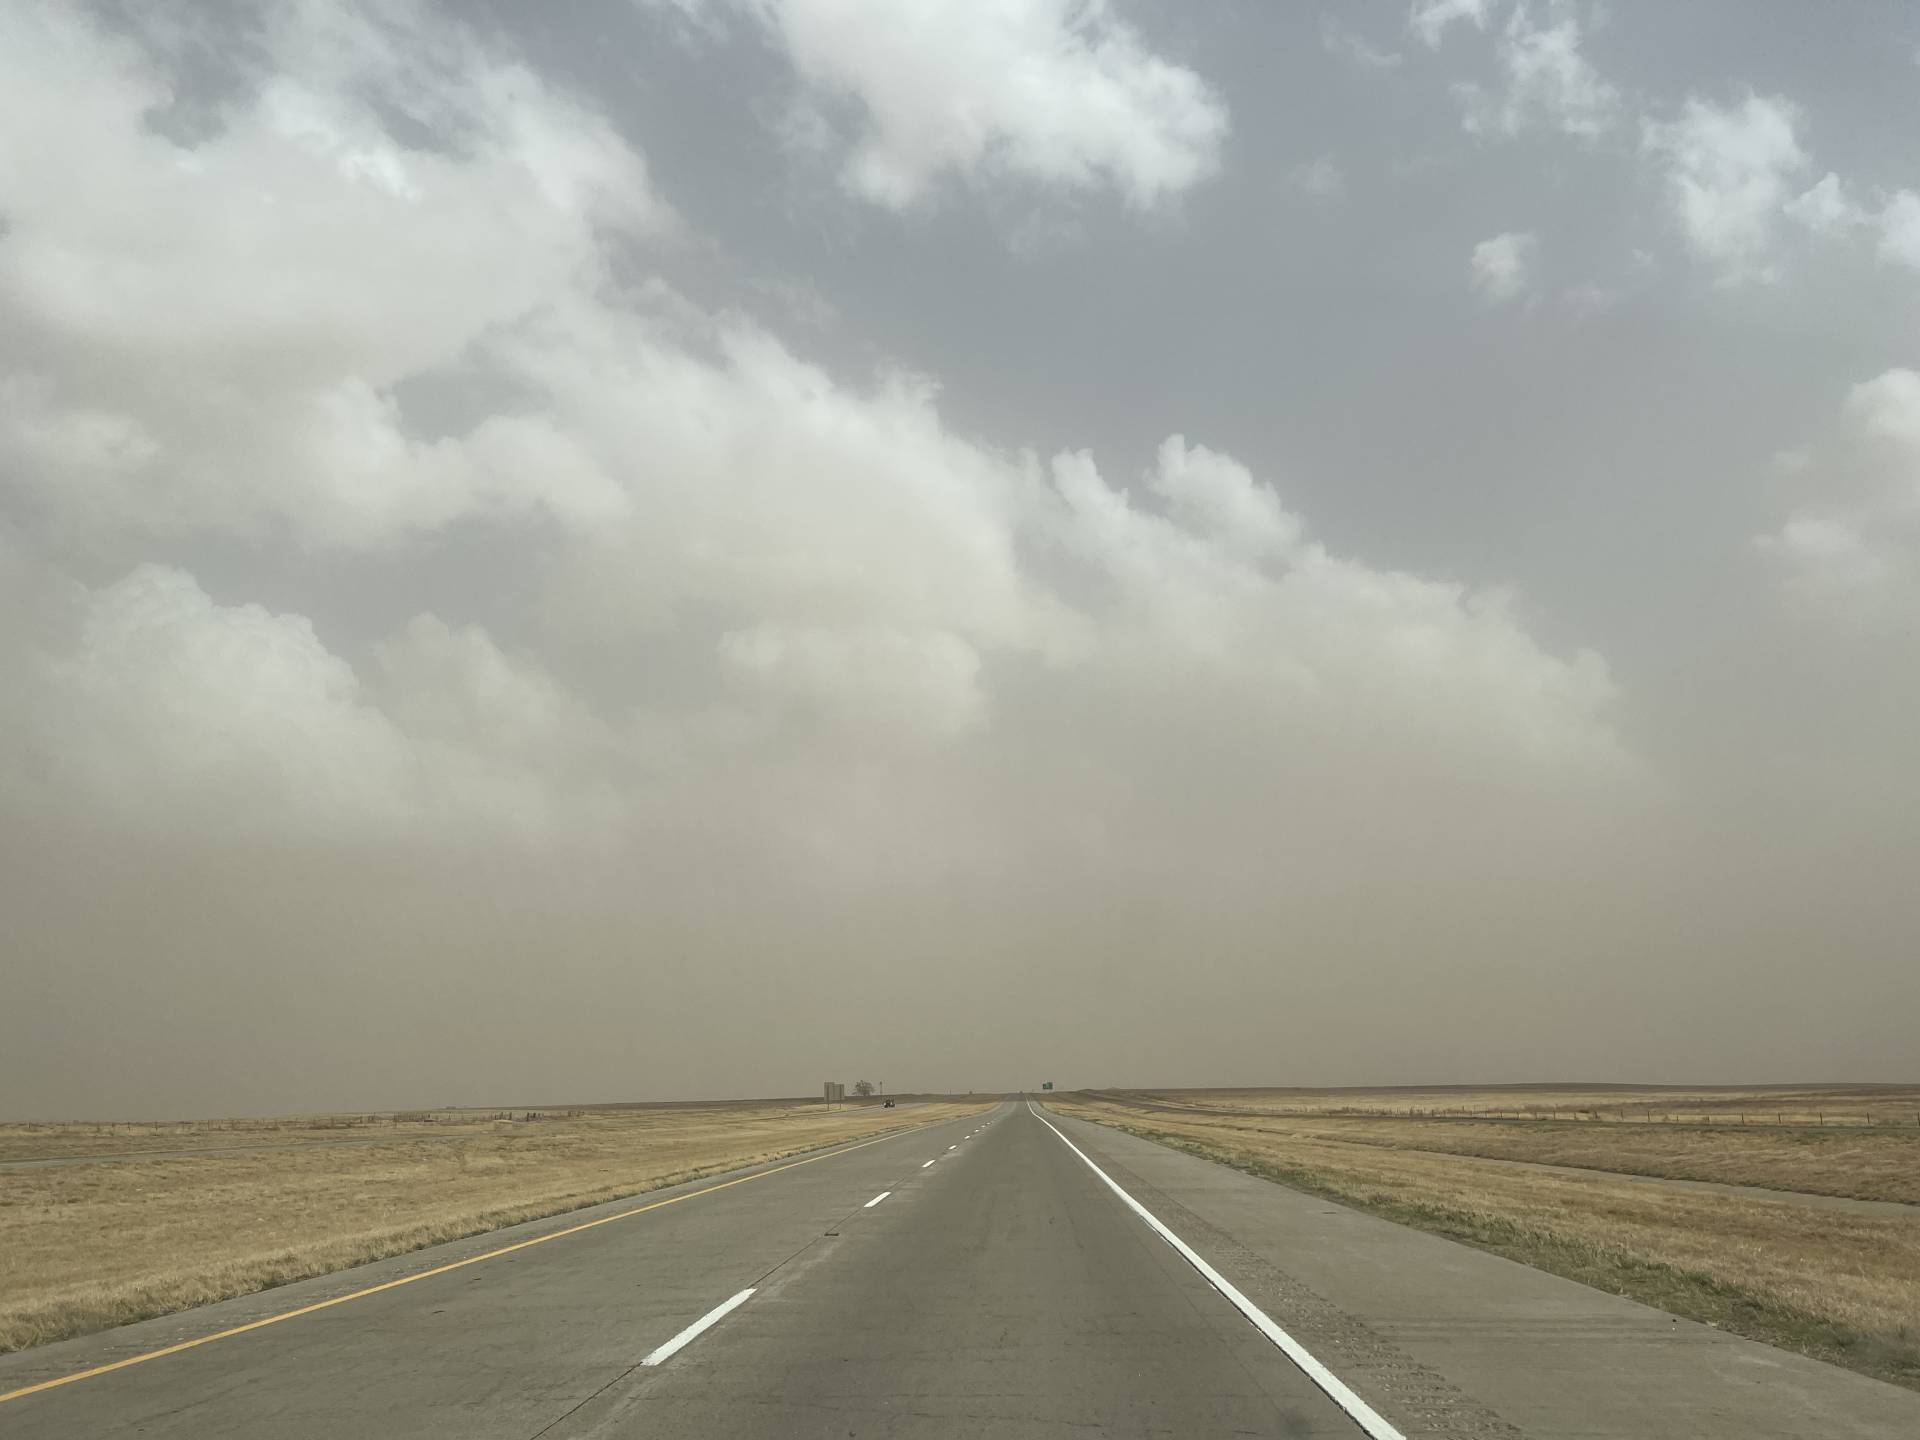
[0,1114,979,1407]
[1027,1101,1406,1440]
[640,1288,756,1367]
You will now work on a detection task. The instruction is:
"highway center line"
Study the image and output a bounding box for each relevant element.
[0,1117,961,1408]
[1026,1101,1406,1440]
[921,1159,936,1168]
[864,1191,891,1208]
[640,1288,755,1367]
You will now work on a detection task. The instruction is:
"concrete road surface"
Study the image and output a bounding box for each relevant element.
[2,1099,1915,1438]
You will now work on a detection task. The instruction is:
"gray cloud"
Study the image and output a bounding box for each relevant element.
[3,1,1918,1116]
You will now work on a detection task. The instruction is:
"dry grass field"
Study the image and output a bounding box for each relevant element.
[1098,1086,1920,1204]
[0,1111,502,1162]
[0,1098,985,1355]
[1111,1083,1920,1128]
[1052,1088,1920,1390]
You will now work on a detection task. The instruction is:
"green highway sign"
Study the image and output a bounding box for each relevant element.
[1042,1081,1053,1090]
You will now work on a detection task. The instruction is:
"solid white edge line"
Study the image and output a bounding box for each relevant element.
[865,1190,891,1208]
[1025,1101,1406,1440]
[640,1287,756,1367]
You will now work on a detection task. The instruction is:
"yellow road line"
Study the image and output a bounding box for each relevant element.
[0,1114,961,1407]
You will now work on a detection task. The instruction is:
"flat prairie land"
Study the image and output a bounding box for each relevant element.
[1096,1085,1920,1203]
[1052,1087,1920,1391]
[0,1098,984,1355]
[0,1111,504,1162]
[0,1095,859,1163]
[1112,1082,1920,1128]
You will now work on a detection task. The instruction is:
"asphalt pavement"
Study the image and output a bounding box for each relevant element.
[2,1098,1915,1438]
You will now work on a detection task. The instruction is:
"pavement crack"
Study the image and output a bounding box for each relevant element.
[524,1363,647,1440]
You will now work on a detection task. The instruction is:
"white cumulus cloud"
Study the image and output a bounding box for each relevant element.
[1785,172,1870,237]
[1874,190,1920,271]
[1409,0,1491,47]
[0,0,1626,885]
[733,0,1229,211]
[1644,94,1807,283]
[1459,1,1618,140]
[1759,369,1920,624]
[3,563,416,836]
[0,3,664,551]
[1471,230,1539,302]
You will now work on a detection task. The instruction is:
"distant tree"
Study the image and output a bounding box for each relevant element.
[852,1079,876,1097]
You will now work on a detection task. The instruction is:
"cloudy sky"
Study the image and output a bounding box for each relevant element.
[4,0,1917,1116]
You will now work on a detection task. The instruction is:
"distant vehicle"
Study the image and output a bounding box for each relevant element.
[883,1098,895,1108]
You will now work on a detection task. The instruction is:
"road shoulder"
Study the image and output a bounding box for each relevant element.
[1043,1105,1920,1440]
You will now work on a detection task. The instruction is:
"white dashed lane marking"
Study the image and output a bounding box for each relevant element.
[641,1288,757,1368]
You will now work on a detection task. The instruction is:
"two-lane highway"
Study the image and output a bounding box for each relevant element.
[0,1101,1365,1438]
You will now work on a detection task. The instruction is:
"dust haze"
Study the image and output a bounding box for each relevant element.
[3,2,1917,1117]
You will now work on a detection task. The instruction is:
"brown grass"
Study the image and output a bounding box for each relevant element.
[0,1110,507,1162]
[1116,1082,1920,1129]
[1053,1091,1920,1391]
[0,1099,985,1354]
[1098,1093,1920,1205]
